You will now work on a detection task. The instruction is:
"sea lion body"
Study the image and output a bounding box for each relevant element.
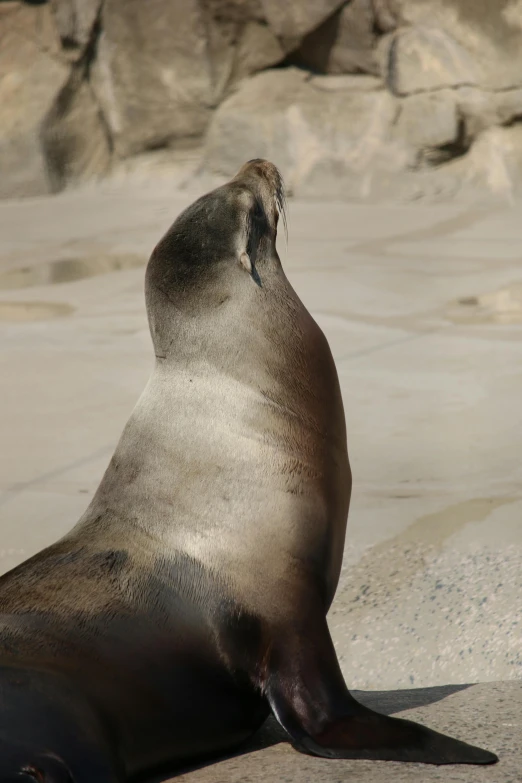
[0,161,497,781]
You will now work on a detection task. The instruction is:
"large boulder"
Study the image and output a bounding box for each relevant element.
[386,0,522,91]
[204,68,406,198]
[90,0,285,160]
[203,63,522,203]
[205,69,310,180]
[386,25,479,96]
[293,0,379,75]
[91,0,214,159]
[393,90,460,158]
[0,2,69,198]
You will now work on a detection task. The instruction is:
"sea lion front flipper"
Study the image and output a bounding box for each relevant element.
[264,611,498,765]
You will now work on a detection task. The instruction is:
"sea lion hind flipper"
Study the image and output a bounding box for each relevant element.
[264,613,498,766]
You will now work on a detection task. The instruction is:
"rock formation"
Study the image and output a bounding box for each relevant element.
[1,0,522,200]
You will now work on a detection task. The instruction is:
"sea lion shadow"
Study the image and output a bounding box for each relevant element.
[150,683,471,781]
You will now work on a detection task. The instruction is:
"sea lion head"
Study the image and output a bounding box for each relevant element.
[145,160,287,361]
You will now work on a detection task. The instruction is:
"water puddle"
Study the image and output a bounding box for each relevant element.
[0,254,145,290]
[0,301,75,322]
[394,496,519,549]
[447,282,522,325]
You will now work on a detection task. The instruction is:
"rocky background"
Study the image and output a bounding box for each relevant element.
[2,0,522,201]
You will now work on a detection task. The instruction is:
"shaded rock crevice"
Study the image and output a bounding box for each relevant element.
[82,0,114,157]
[41,0,112,192]
[421,117,471,168]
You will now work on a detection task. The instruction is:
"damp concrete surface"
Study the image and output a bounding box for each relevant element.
[0,179,521,782]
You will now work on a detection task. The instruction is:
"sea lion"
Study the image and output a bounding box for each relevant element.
[0,160,497,781]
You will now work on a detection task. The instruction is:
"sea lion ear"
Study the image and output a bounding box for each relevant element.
[239,250,262,287]
[245,198,267,267]
[239,252,252,274]
[239,200,266,287]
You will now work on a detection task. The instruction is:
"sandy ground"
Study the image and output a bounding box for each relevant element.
[0,177,521,780]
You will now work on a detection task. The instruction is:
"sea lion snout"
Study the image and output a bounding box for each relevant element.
[237,158,282,187]
[233,159,287,240]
